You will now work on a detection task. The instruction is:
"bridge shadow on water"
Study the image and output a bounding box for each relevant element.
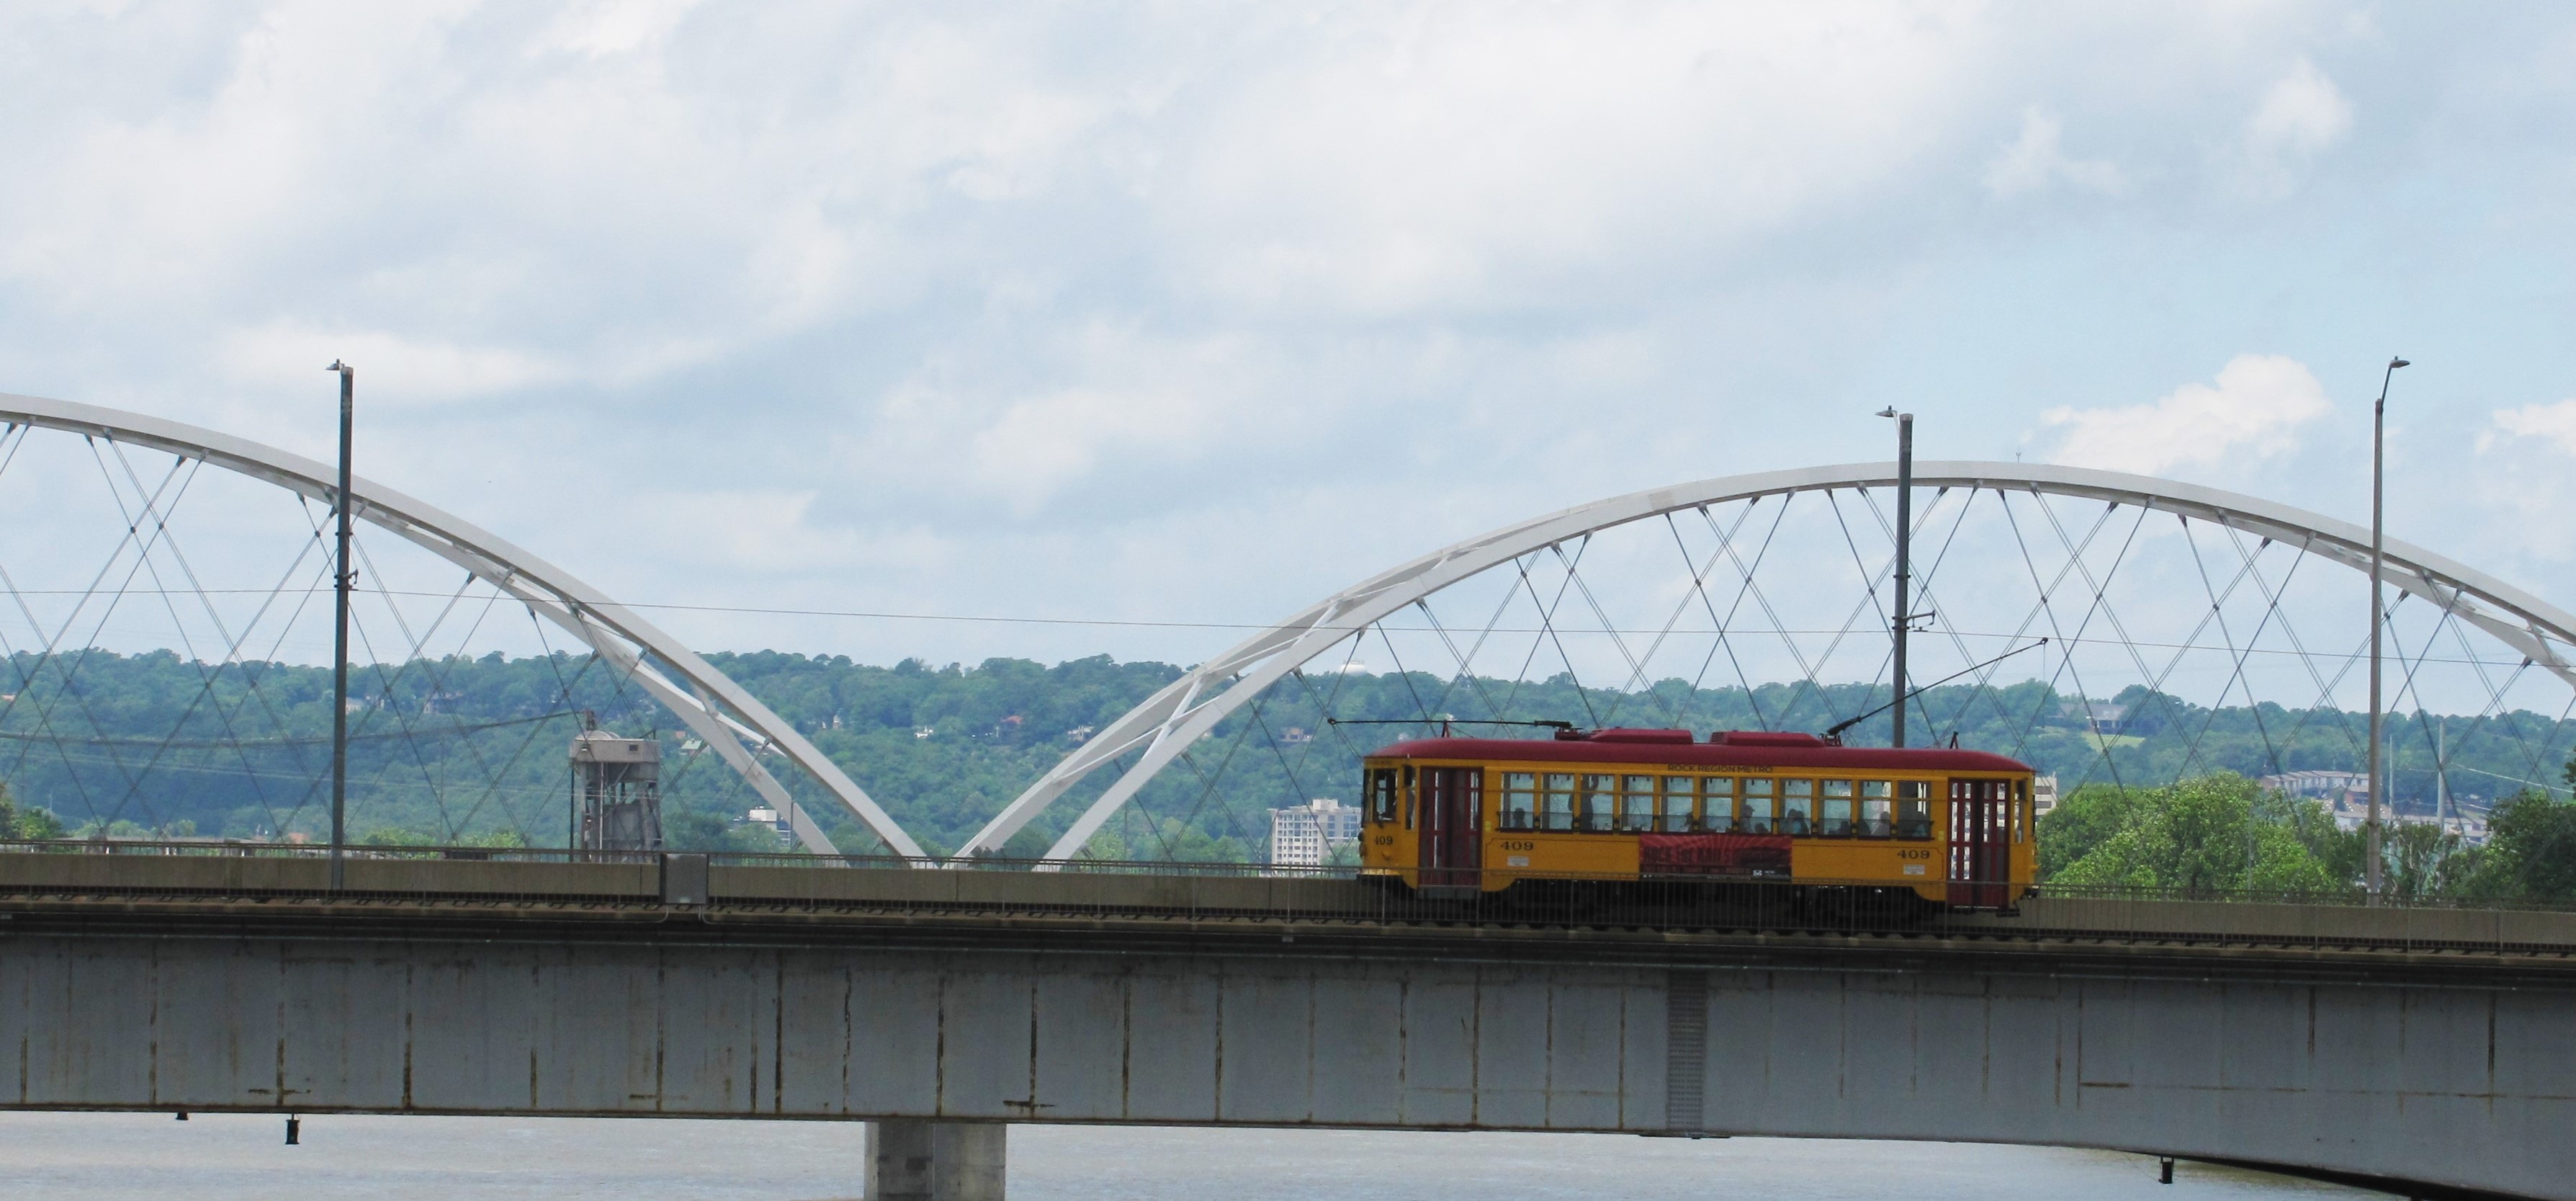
[0,1111,2384,1201]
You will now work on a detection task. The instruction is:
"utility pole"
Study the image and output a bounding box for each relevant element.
[2367,355,2409,901]
[2436,717,2451,834]
[328,360,354,891]
[1878,407,1915,748]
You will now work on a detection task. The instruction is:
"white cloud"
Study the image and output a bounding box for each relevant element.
[1984,107,2127,197]
[968,381,1216,511]
[863,323,1269,515]
[1164,4,1996,313]
[2039,354,2333,477]
[537,0,704,59]
[629,487,864,573]
[217,321,565,407]
[2483,399,2576,457]
[2469,400,2576,562]
[2235,57,2351,196]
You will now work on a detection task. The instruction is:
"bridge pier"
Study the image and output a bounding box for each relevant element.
[867,1120,1007,1200]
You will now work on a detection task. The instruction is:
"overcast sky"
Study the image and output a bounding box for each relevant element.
[4,1,2573,672]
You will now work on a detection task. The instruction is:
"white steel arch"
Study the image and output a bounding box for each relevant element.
[0,392,927,860]
[961,460,2576,862]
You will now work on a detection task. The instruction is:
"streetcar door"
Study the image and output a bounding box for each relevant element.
[1418,767,1483,887]
[1947,778,2009,908]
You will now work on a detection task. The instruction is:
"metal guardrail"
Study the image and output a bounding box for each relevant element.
[4,837,2575,958]
[0,836,2566,914]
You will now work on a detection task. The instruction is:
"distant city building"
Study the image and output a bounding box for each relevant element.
[2260,769,2369,802]
[2031,774,2060,818]
[2256,769,2492,844]
[1317,798,1361,842]
[2058,700,2129,736]
[2436,813,2493,846]
[1268,798,1360,867]
[2259,770,2371,828]
[742,805,792,836]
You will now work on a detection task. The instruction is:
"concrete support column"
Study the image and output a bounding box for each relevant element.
[866,1120,1006,1200]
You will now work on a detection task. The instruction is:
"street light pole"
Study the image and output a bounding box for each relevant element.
[327,360,354,892]
[2367,355,2409,901]
[1878,407,1914,749]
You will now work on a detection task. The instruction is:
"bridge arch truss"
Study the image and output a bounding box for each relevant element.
[0,392,925,860]
[962,462,2576,862]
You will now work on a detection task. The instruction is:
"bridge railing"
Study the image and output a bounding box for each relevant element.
[1,835,2567,910]
[6,836,2576,954]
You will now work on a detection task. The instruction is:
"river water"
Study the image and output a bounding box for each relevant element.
[0,1112,2369,1200]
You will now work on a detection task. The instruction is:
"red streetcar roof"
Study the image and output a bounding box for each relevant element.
[1365,728,2029,773]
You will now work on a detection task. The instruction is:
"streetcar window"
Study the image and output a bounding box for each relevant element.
[2013,778,2029,842]
[1859,780,1893,838]
[1581,774,1617,832]
[1700,777,1735,833]
[1659,777,1697,832]
[1403,765,1416,829]
[1500,772,1537,831]
[1895,780,1932,840]
[1621,776,1657,832]
[1819,779,1854,837]
[1542,774,1576,831]
[1781,780,1815,836]
[1368,768,1399,822]
[1740,777,1774,834]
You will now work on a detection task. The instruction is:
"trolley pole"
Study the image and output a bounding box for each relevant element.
[328,360,354,892]
[2366,356,2409,901]
[1879,407,1915,748]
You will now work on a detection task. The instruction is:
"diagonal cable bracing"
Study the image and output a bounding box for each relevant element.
[87,442,328,834]
[1504,544,1601,727]
[1998,491,2147,792]
[1677,502,1779,730]
[1550,540,1681,728]
[9,445,215,828]
[0,445,192,813]
[1698,499,1844,731]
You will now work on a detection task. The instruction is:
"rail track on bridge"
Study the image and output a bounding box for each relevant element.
[5,848,2573,988]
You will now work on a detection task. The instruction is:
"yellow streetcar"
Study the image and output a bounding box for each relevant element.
[1357,728,2035,911]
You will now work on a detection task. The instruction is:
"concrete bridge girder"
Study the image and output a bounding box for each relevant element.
[0,929,2563,1200]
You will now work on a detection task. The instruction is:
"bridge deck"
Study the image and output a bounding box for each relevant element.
[3,852,2571,979]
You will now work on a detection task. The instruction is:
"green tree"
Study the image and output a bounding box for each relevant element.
[16,805,64,839]
[359,826,437,847]
[2464,790,2576,902]
[2281,795,2365,885]
[2050,774,2339,894]
[0,781,66,840]
[663,805,738,852]
[2383,820,2477,900]
[2036,782,2145,879]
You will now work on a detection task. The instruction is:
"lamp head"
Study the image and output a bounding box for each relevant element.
[1875,406,1898,419]
[326,360,348,373]
[2389,357,2410,370]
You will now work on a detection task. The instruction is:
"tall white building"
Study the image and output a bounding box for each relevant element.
[1268,798,1360,867]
